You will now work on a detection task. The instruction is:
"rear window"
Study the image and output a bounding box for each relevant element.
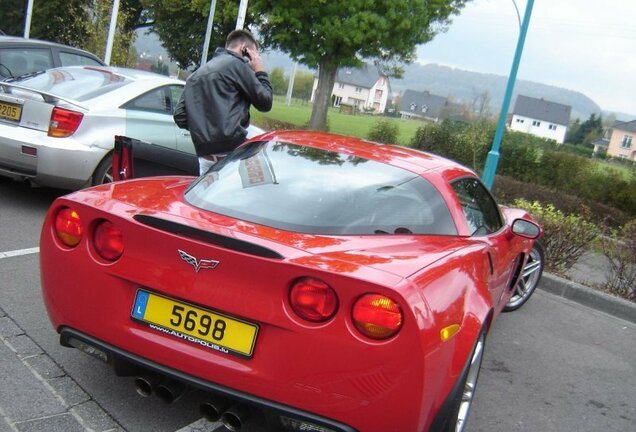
[59,51,103,67]
[0,47,53,78]
[12,67,131,101]
[185,141,457,236]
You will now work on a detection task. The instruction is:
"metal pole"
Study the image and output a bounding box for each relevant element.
[24,0,34,38]
[236,0,249,29]
[201,0,218,67]
[481,0,534,189]
[104,0,121,65]
[285,62,298,107]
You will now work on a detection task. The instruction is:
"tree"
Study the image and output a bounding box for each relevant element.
[292,70,315,103]
[1,0,92,47]
[83,0,138,66]
[252,0,469,130]
[1,0,143,65]
[269,67,288,96]
[570,113,603,147]
[141,0,256,69]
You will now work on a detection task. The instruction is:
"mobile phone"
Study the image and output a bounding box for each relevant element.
[242,47,251,60]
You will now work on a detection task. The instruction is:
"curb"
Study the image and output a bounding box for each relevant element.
[539,272,636,324]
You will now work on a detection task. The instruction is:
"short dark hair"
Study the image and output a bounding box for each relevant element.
[225,29,258,49]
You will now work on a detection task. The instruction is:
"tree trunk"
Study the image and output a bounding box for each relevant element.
[308,57,338,131]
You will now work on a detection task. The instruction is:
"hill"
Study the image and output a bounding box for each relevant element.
[392,63,602,121]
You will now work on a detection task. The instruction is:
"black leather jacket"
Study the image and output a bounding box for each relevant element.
[174,48,272,156]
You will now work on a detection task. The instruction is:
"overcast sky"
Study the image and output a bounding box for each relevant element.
[416,0,636,116]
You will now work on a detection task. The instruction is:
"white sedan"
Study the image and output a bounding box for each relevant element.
[0,66,262,189]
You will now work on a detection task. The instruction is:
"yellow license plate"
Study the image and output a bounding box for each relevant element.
[132,290,258,357]
[0,101,22,122]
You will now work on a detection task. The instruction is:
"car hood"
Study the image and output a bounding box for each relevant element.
[78,177,472,280]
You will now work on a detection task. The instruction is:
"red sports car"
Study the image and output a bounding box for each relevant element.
[40,130,543,432]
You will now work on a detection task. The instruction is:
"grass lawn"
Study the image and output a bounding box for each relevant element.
[251,96,423,146]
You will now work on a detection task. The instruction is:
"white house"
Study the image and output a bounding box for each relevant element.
[311,63,390,114]
[509,95,571,144]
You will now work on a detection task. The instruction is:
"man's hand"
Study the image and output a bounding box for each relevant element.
[245,47,264,73]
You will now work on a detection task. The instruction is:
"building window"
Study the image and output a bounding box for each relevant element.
[516,118,524,123]
[338,83,344,89]
[333,96,342,107]
[355,87,362,93]
[421,105,428,113]
[548,124,557,130]
[621,135,633,149]
[410,102,417,111]
[375,89,383,99]
[532,120,541,127]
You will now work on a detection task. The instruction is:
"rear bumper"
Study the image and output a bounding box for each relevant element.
[60,327,356,432]
[0,123,106,189]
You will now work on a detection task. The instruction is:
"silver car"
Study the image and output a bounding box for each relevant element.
[0,66,263,189]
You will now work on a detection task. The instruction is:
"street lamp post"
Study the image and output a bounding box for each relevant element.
[481,0,534,189]
[201,0,218,67]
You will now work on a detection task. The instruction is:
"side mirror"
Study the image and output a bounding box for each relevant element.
[512,218,541,239]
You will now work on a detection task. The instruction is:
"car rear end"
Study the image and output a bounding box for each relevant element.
[40,185,442,432]
[40,138,482,431]
[0,67,131,188]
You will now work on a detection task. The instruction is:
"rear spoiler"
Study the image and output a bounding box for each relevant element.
[112,135,136,181]
[0,81,88,111]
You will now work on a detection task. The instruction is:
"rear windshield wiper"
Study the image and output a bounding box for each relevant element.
[4,70,46,83]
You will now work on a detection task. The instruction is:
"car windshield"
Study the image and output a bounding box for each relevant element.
[10,67,130,101]
[185,141,457,236]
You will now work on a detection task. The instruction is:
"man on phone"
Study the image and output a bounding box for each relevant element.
[174,29,273,174]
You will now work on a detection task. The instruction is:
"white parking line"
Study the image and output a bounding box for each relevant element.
[0,247,40,259]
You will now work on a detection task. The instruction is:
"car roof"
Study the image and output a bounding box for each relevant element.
[0,35,105,63]
[43,65,183,85]
[257,130,476,178]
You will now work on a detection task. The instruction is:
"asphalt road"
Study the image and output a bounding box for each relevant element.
[1,177,635,432]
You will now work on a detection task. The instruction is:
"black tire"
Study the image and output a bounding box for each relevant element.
[92,154,113,186]
[441,331,486,432]
[504,240,545,312]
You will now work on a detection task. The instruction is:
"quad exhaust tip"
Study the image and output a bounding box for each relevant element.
[200,396,230,422]
[221,404,250,432]
[134,372,161,397]
[155,379,186,404]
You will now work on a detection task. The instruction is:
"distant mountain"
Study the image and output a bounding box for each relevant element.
[392,63,602,121]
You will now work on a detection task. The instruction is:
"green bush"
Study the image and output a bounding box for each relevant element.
[367,119,400,144]
[512,199,600,274]
[495,175,629,227]
[410,121,492,171]
[600,220,636,302]
[409,121,636,219]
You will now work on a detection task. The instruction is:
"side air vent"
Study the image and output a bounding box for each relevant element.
[133,215,284,260]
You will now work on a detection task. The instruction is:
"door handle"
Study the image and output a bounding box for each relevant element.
[180,131,191,137]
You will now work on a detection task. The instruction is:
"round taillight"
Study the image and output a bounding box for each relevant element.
[289,277,338,323]
[352,294,403,340]
[93,220,124,261]
[54,207,83,247]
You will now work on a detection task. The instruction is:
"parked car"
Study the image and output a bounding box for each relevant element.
[0,65,263,189]
[0,35,104,79]
[40,130,543,432]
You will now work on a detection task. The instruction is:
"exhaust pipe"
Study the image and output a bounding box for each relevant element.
[200,396,230,422]
[155,379,186,404]
[134,372,162,397]
[221,405,250,432]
